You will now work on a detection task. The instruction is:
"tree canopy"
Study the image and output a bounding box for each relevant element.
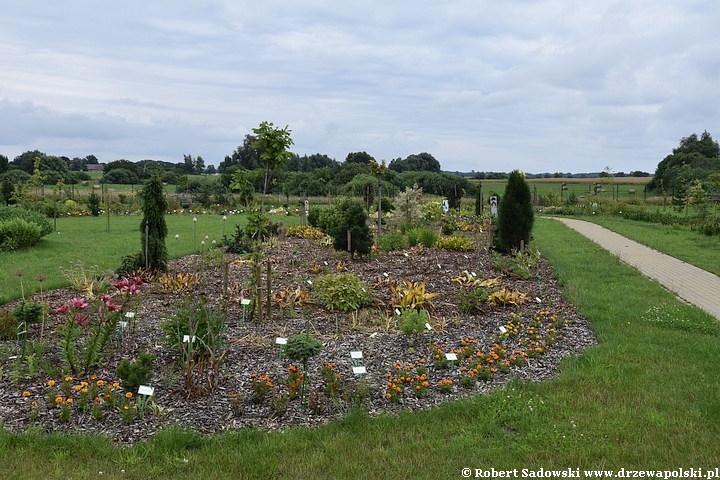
[388,152,441,173]
[649,131,720,192]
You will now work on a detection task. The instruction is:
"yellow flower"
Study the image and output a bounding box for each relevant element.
[89,374,97,380]
[81,388,88,394]
[74,385,82,391]
[96,380,104,387]
[55,396,63,403]
[64,376,73,382]
[31,401,37,406]
[124,405,129,410]
[47,380,56,387]
[22,391,31,397]
[112,382,120,389]
[65,398,73,404]
[125,392,133,399]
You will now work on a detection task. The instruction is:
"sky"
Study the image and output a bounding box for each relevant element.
[1,1,718,174]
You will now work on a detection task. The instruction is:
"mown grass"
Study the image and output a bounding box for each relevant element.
[1,217,720,478]
[0,213,299,305]
[582,216,720,276]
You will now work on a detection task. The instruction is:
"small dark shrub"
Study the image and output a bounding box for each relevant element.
[116,353,155,391]
[117,252,143,275]
[87,191,101,216]
[12,300,44,325]
[222,225,253,254]
[0,309,16,340]
[285,334,322,363]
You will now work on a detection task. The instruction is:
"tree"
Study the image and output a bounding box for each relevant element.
[0,154,8,174]
[205,164,217,174]
[251,121,294,211]
[220,134,263,173]
[388,152,441,173]
[139,171,169,271]
[497,170,534,253]
[1,177,14,205]
[649,131,720,192]
[326,199,373,257]
[345,151,375,165]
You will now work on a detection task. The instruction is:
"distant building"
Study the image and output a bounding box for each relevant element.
[87,164,105,172]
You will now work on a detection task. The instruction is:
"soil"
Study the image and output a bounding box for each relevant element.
[0,236,596,444]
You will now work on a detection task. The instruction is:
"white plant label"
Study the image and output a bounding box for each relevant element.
[425,323,432,331]
[275,337,287,345]
[445,353,458,361]
[350,351,363,360]
[499,326,507,333]
[125,312,135,319]
[241,298,251,306]
[352,366,367,375]
[138,385,155,396]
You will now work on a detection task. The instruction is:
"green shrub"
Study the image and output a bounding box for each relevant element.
[162,299,226,358]
[307,206,322,228]
[0,218,42,251]
[324,199,373,256]
[378,232,407,252]
[418,228,438,247]
[399,309,428,335]
[12,300,44,325]
[441,216,457,235]
[313,273,371,312]
[497,170,534,253]
[116,252,143,275]
[285,334,322,363]
[87,191,101,216]
[222,224,253,254]
[0,206,53,236]
[116,353,155,392]
[436,234,474,251]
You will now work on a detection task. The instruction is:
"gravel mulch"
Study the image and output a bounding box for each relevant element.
[0,237,596,444]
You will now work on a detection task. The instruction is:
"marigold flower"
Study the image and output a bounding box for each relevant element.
[386,393,392,399]
[22,391,31,397]
[47,380,56,387]
[31,401,37,406]
[64,376,73,382]
[112,382,120,389]
[55,396,63,403]
[81,388,88,394]
[96,380,104,387]
[65,398,73,404]
[94,397,101,403]
[89,374,98,380]
[75,385,82,391]
[105,394,112,401]
[125,392,133,399]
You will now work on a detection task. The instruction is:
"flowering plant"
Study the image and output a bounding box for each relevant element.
[53,285,137,374]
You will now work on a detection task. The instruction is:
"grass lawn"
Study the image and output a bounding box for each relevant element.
[0,213,300,305]
[1,217,719,478]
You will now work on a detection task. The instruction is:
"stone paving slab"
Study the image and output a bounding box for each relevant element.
[551,217,720,321]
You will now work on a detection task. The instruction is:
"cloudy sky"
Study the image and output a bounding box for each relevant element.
[1,1,718,174]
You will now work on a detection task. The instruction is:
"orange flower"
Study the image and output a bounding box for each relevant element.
[22,391,31,397]
[89,374,98,380]
[125,392,133,399]
[64,376,73,382]
[96,380,104,387]
[94,397,100,403]
[47,380,56,387]
[65,398,73,404]
[55,396,63,403]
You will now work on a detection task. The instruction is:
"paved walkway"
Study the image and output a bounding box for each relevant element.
[551,217,720,321]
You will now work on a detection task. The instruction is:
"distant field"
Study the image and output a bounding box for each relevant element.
[475,177,654,201]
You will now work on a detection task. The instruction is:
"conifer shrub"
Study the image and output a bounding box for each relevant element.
[497,170,534,253]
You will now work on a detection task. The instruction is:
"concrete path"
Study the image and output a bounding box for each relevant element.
[551,217,720,321]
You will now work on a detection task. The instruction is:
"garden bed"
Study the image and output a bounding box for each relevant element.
[0,236,596,444]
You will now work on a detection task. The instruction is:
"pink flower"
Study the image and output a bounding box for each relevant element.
[75,314,89,327]
[100,294,114,304]
[106,302,122,311]
[53,304,69,314]
[71,297,89,309]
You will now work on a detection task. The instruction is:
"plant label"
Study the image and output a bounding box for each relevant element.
[352,366,366,375]
[499,326,507,333]
[437,264,441,269]
[241,298,251,306]
[138,385,155,396]
[118,321,128,330]
[471,271,476,277]
[404,253,409,257]
[350,351,363,360]
[535,297,542,303]
[425,323,432,331]
[125,312,135,319]
[183,335,196,343]
[445,353,458,361]
[307,279,313,285]
[383,272,389,277]
[276,337,287,345]
[395,308,401,316]
[323,261,328,266]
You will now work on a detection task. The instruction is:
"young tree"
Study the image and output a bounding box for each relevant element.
[497,170,534,253]
[251,121,294,211]
[139,171,169,271]
[326,199,373,257]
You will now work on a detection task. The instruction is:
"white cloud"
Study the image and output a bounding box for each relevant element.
[0,0,718,173]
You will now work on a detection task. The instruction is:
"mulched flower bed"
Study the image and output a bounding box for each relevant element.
[0,237,596,444]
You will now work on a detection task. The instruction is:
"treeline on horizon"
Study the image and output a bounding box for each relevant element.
[12,130,720,202]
